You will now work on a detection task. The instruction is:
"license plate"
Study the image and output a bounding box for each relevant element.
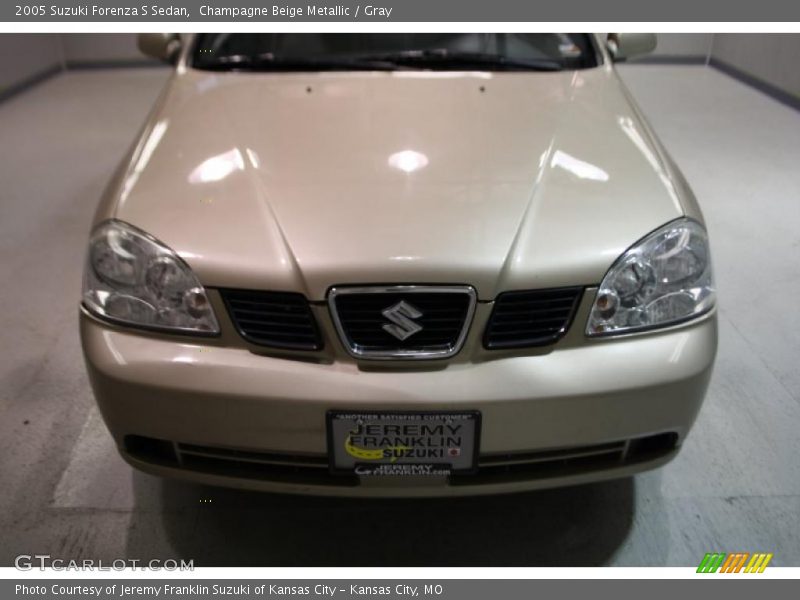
[327,411,480,476]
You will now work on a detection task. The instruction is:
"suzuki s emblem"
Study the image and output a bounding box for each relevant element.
[381,301,423,341]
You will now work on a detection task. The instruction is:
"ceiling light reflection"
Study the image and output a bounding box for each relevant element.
[388,150,429,173]
[551,150,609,182]
[188,148,245,184]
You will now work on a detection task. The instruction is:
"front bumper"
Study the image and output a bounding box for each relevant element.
[80,307,717,497]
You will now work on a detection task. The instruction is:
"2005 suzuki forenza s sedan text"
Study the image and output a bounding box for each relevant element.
[80,33,717,496]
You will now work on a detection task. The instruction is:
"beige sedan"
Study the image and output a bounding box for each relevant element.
[80,33,717,496]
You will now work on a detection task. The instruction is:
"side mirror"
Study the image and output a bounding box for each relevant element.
[606,33,657,61]
[137,33,182,64]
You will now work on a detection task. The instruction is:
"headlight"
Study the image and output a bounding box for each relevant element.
[587,218,715,336]
[83,220,219,334]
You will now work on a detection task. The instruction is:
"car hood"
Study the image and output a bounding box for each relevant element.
[109,67,687,300]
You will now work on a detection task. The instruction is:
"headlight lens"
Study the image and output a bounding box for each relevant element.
[587,218,715,336]
[83,220,219,334]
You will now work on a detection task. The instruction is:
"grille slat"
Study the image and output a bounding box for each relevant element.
[220,289,323,351]
[330,287,475,359]
[228,309,312,320]
[489,330,562,339]
[226,300,308,312]
[344,325,463,333]
[238,331,319,341]
[234,318,319,330]
[342,318,463,325]
[498,296,577,305]
[490,317,572,328]
[493,307,574,318]
[484,287,583,349]
[339,307,462,318]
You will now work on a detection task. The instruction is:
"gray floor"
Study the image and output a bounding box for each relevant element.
[0,65,798,567]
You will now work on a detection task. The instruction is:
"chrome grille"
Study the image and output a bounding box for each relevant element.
[329,286,476,360]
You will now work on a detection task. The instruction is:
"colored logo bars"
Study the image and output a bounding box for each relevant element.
[697,552,773,573]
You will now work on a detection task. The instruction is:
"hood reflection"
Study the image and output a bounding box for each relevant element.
[189,148,245,184]
[551,150,608,182]
[388,150,429,173]
[119,118,169,205]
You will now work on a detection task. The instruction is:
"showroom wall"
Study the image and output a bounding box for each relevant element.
[710,34,800,98]
[0,34,156,101]
[644,33,713,61]
[60,33,153,65]
[0,35,62,99]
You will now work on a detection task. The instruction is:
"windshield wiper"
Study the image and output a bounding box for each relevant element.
[353,49,564,71]
[195,53,401,72]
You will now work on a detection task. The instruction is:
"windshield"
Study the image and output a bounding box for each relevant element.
[192,34,599,72]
